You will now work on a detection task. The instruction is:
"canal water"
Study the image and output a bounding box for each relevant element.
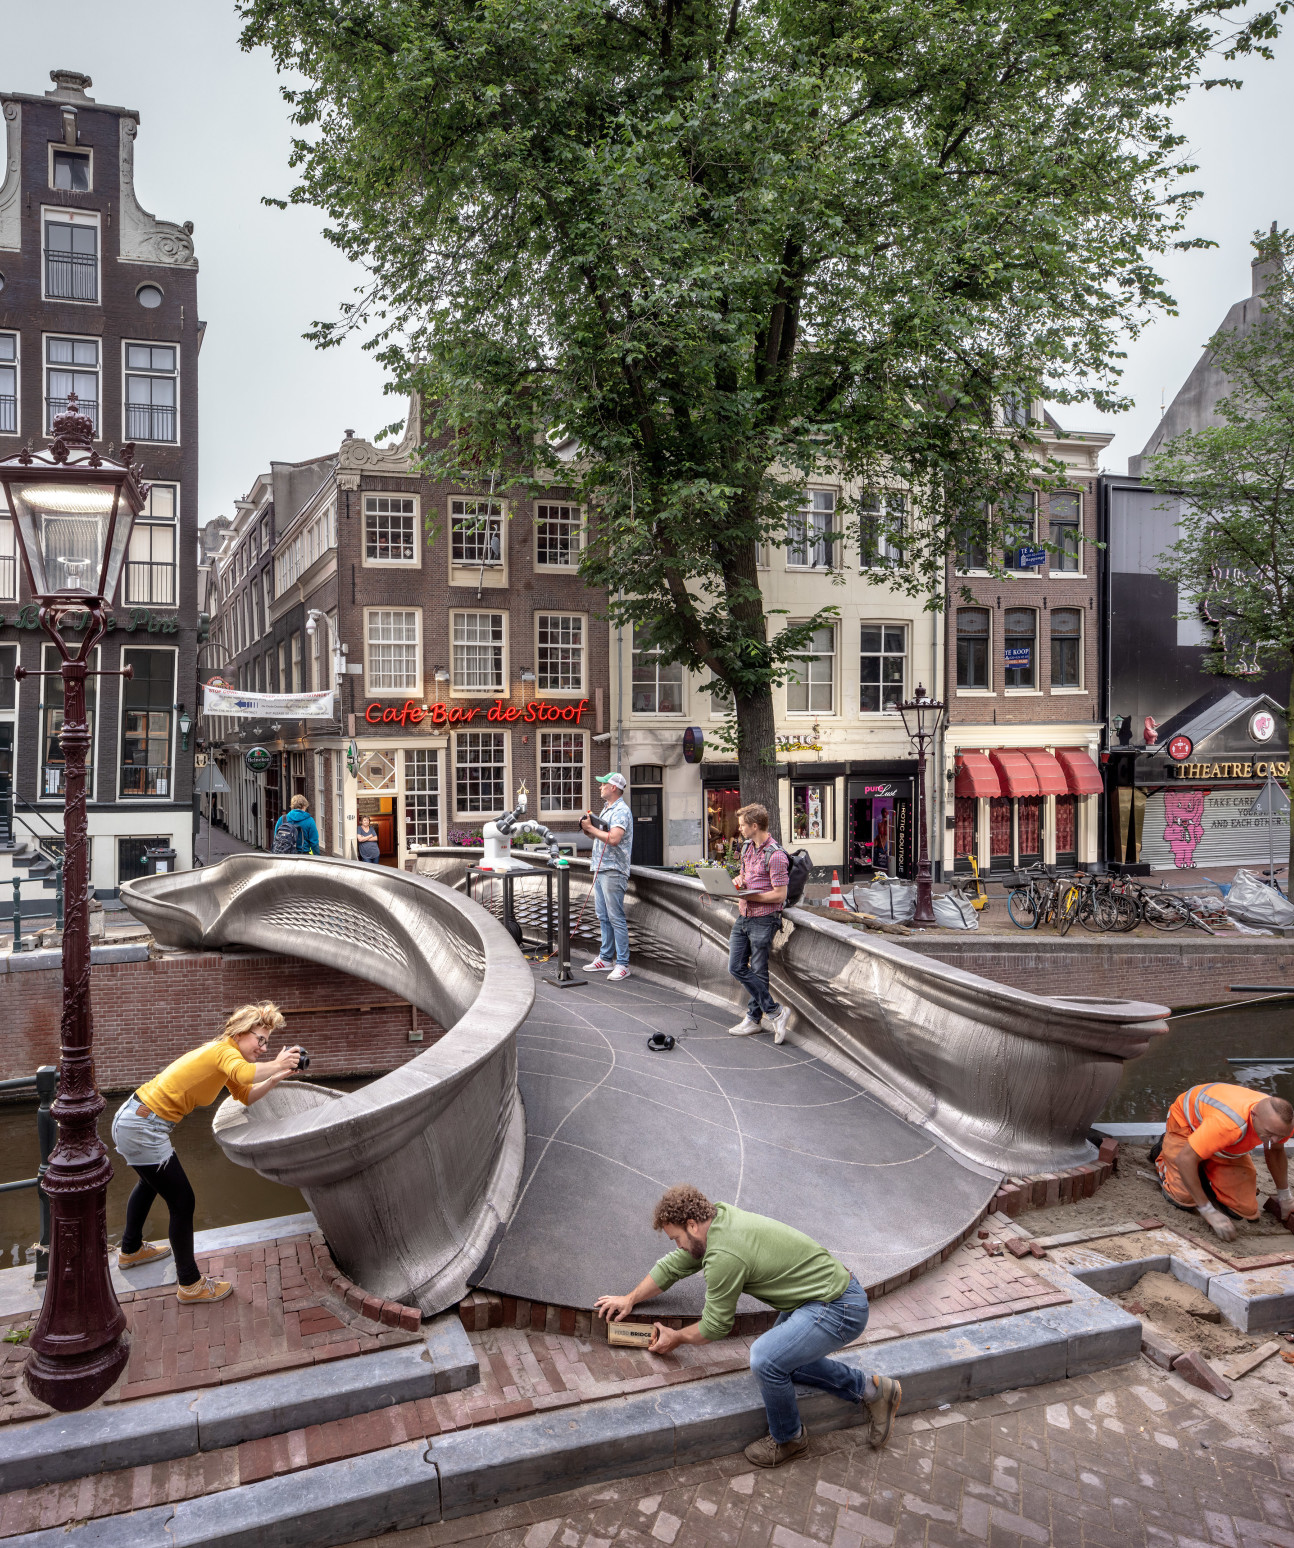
[0,1080,363,1270]
[1,1005,1290,1268]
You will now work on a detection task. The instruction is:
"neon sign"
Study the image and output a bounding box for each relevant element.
[365,697,590,728]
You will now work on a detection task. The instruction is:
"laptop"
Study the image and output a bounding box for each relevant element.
[696,866,740,897]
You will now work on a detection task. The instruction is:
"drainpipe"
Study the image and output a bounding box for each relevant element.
[931,598,942,881]
[615,587,625,773]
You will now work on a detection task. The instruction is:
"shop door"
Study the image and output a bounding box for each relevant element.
[953,796,977,872]
[264,760,282,851]
[630,785,663,867]
[988,797,1013,872]
[1017,797,1042,869]
[1056,795,1077,869]
[705,787,741,863]
[371,807,398,865]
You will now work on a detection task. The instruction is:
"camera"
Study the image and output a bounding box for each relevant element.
[585,810,611,832]
[295,1047,311,1073]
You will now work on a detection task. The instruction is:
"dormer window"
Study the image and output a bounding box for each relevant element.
[51,148,91,192]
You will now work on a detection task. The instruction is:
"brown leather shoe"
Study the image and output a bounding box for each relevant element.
[744,1426,809,1468]
[118,1243,171,1269]
[176,1276,233,1305]
[866,1375,901,1448]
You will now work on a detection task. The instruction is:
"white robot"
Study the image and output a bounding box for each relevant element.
[478,785,563,872]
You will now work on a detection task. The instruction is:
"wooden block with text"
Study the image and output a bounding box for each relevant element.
[607,1319,657,1349]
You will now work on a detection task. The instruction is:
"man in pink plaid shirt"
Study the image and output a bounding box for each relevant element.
[728,803,792,1043]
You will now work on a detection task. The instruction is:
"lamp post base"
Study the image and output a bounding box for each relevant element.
[24,1335,130,1413]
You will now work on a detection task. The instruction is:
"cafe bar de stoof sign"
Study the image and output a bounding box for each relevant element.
[364,697,590,727]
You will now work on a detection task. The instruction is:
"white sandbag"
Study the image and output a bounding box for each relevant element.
[850,877,916,920]
[932,892,980,930]
[1225,868,1294,928]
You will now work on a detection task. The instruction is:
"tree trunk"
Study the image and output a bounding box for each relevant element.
[734,689,782,840]
[1287,663,1293,875]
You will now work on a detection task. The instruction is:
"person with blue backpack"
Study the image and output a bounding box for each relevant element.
[272,794,322,855]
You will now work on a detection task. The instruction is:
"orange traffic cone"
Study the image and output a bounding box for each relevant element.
[828,870,847,909]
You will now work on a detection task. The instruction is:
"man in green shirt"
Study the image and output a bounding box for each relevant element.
[595,1185,901,1468]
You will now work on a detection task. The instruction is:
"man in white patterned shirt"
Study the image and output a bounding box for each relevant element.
[580,772,634,982]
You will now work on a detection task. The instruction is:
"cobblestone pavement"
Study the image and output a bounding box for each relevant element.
[348,1360,1294,1548]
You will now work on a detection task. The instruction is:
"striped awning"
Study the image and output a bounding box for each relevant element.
[954,753,1002,799]
[1055,748,1105,795]
[989,750,1041,798]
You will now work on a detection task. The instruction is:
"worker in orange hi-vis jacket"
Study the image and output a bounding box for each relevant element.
[1153,1083,1294,1243]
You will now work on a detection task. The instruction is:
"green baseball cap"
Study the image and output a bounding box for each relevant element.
[597,771,627,790]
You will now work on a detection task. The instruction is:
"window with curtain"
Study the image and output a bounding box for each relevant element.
[1048,492,1081,572]
[1003,608,1036,688]
[452,612,504,691]
[956,609,990,689]
[787,490,835,568]
[1051,608,1082,687]
[119,649,174,798]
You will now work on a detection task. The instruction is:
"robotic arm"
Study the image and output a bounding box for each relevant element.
[482,789,563,868]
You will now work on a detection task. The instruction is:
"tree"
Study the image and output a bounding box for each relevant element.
[1152,228,1294,867]
[240,0,1281,828]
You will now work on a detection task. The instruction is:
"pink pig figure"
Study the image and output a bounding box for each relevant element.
[1144,716,1159,746]
[1162,789,1205,868]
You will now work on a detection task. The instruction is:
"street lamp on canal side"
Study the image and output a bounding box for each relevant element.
[898,685,946,928]
[0,395,147,1410]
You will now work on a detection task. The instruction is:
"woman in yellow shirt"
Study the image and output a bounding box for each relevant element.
[110,1002,302,1304]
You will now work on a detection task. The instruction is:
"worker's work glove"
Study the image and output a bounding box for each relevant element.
[1276,1187,1293,1222]
[1198,1201,1238,1242]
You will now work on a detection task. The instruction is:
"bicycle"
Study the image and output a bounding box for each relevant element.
[1006,864,1053,930]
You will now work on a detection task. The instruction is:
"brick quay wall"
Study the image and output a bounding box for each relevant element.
[0,950,443,1090]
[905,935,1294,1011]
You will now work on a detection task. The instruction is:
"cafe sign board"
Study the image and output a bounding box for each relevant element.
[245,746,273,773]
[364,697,589,727]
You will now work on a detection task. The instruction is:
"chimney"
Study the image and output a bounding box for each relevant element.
[1252,220,1281,296]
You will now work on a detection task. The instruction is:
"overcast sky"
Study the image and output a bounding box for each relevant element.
[4,3,1293,525]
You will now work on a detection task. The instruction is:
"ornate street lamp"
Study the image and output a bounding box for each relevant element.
[897,685,946,927]
[0,396,147,1410]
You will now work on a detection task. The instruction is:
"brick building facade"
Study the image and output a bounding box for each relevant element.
[0,69,200,891]
[203,408,613,863]
[942,415,1111,876]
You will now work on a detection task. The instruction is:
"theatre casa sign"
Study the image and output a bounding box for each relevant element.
[365,697,590,728]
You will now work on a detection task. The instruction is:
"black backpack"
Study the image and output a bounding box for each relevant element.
[742,838,813,910]
[271,816,301,855]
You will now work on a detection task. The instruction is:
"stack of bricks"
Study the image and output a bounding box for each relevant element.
[991,1140,1119,1220]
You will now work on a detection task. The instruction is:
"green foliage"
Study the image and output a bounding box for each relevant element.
[239,0,1282,787]
[1151,228,1294,680]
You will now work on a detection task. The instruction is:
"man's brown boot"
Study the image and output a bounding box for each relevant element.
[866,1375,902,1448]
[744,1426,810,1468]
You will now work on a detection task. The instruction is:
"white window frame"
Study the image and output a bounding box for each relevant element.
[1049,606,1085,693]
[291,631,303,693]
[538,729,588,817]
[955,607,993,694]
[41,207,100,306]
[1003,607,1039,693]
[124,519,176,607]
[403,747,443,849]
[786,623,836,716]
[857,492,905,570]
[38,643,100,801]
[787,489,836,570]
[44,331,100,437]
[533,502,585,570]
[332,748,346,855]
[453,729,509,820]
[1047,491,1084,577]
[535,611,586,695]
[0,329,20,440]
[451,610,507,696]
[364,607,423,698]
[0,515,16,602]
[448,497,507,584]
[48,143,93,192]
[122,340,180,446]
[630,624,685,716]
[362,493,421,568]
[116,644,178,801]
[858,622,908,715]
[313,751,328,851]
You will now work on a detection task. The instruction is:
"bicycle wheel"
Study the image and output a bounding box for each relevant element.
[1110,891,1140,932]
[1007,888,1039,929]
[1143,892,1191,931]
[1057,884,1081,936]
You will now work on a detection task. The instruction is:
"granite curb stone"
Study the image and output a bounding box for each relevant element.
[0,1391,198,1493]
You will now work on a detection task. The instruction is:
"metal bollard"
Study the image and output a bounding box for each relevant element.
[33,1066,57,1283]
[545,857,587,988]
[55,861,65,931]
[11,875,21,954]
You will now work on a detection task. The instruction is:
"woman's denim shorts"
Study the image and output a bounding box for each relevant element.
[111,1096,177,1167]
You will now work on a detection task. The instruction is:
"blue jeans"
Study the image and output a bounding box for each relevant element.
[750,1276,870,1442]
[728,914,782,1020]
[594,870,630,965]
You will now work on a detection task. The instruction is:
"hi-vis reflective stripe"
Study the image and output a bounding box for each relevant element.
[1185,1084,1255,1159]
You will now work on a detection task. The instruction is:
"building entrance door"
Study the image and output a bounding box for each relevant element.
[630,766,663,867]
[0,722,11,843]
[847,779,913,880]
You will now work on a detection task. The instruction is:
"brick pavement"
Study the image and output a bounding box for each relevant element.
[0,1239,1066,1537]
[343,1361,1294,1548]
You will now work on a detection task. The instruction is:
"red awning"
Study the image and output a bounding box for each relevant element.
[1021,749,1069,796]
[1055,747,1104,795]
[989,749,1041,798]
[954,753,1002,799]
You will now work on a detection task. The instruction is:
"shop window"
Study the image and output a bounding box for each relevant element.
[859,624,906,713]
[787,490,835,568]
[1056,794,1077,859]
[1051,608,1082,687]
[450,498,503,565]
[535,503,581,567]
[787,625,834,714]
[452,610,504,693]
[1048,492,1081,572]
[539,731,585,813]
[1003,608,1036,688]
[404,749,440,847]
[118,836,165,886]
[631,625,683,713]
[858,492,904,568]
[792,782,834,842]
[364,495,418,563]
[536,613,584,692]
[988,796,1012,867]
[705,786,741,862]
[956,608,990,689]
[1018,796,1042,858]
[954,796,976,861]
[119,648,174,798]
[41,643,97,798]
[455,730,506,813]
[1001,492,1038,569]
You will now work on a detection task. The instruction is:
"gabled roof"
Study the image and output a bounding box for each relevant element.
[1156,688,1285,749]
